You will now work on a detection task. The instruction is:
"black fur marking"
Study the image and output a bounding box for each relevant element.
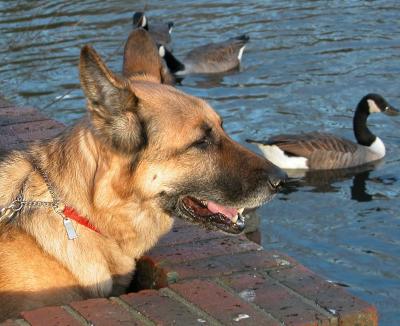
[128,113,149,173]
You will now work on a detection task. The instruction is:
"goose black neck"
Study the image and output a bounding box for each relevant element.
[353,101,376,146]
[163,49,185,73]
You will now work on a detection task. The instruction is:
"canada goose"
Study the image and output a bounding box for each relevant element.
[159,34,249,75]
[247,94,399,170]
[132,12,173,46]
[122,29,174,85]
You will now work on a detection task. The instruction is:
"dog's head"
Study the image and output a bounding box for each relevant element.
[80,45,286,234]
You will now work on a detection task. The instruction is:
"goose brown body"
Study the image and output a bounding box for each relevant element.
[247,94,398,170]
[161,35,249,75]
[261,132,382,170]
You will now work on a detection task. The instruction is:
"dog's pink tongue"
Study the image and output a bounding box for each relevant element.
[207,201,238,219]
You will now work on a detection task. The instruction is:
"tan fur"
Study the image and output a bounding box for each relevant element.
[0,44,282,321]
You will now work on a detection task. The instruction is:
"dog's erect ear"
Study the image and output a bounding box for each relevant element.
[80,45,136,116]
[79,45,144,153]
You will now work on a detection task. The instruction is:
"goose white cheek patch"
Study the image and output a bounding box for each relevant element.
[159,46,165,57]
[141,15,147,27]
[238,46,246,61]
[367,99,381,113]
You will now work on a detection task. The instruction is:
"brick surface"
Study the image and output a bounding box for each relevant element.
[0,106,48,126]
[0,105,64,155]
[171,217,193,228]
[0,119,64,153]
[170,279,279,325]
[221,272,333,326]
[121,289,204,326]
[20,306,81,326]
[148,235,261,265]
[269,264,378,325]
[150,250,296,287]
[157,223,226,247]
[70,298,141,326]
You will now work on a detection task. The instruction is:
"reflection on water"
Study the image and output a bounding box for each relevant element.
[282,160,383,201]
[351,170,373,202]
[1,1,400,325]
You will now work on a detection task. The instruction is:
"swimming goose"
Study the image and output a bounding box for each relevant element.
[247,94,398,170]
[122,28,174,85]
[159,34,249,75]
[132,12,173,46]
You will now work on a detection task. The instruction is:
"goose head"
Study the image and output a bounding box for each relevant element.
[362,93,399,116]
[132,12,174,35]
[354,93,398,150]
[133,12,148,29]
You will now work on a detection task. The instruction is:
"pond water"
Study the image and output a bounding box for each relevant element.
[1,1,399,324]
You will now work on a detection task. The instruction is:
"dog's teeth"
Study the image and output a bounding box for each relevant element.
[231,214,239,223]
[238,208,245,214]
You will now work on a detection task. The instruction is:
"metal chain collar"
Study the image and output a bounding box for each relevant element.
[0,161,76,239]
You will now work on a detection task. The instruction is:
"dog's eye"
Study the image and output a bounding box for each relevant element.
[193,136,212,149]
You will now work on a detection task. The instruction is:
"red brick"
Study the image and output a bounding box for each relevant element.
[121,289,205,325]
[221,272,333,325]
[245,229,261,245]
[132,251,293,290]
[0,106,48,126]
[170,279,279,325]
[11,119,64,137]
[70,298,141,326]
[20,306,81,326]
[269,264,378,326]
[171,217,193,228]
[148,235,261,265]
[0,119,64,152]
[157,223,226,247]
[145,250,295,288]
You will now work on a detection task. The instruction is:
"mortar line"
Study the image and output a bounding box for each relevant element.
[61,305,91,325]
[262,270,339,323]
[212,277,284,325]
[110,297,155,326]
[160,287,223,326]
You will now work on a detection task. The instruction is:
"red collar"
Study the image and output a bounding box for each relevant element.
[63,206,101,234]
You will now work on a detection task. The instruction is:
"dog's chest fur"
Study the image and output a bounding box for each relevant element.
[0,150,173,317]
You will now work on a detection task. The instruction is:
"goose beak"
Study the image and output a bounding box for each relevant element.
[384,106,399,116]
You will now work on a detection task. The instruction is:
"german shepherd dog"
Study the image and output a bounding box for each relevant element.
[0,29,285,320]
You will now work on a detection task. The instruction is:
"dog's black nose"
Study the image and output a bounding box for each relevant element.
[268,169,287,190]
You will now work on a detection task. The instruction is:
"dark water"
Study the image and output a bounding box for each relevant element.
[1,1,400,324]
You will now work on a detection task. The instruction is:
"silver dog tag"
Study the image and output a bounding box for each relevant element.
[63,218,78,240]
[0,207,15,221]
